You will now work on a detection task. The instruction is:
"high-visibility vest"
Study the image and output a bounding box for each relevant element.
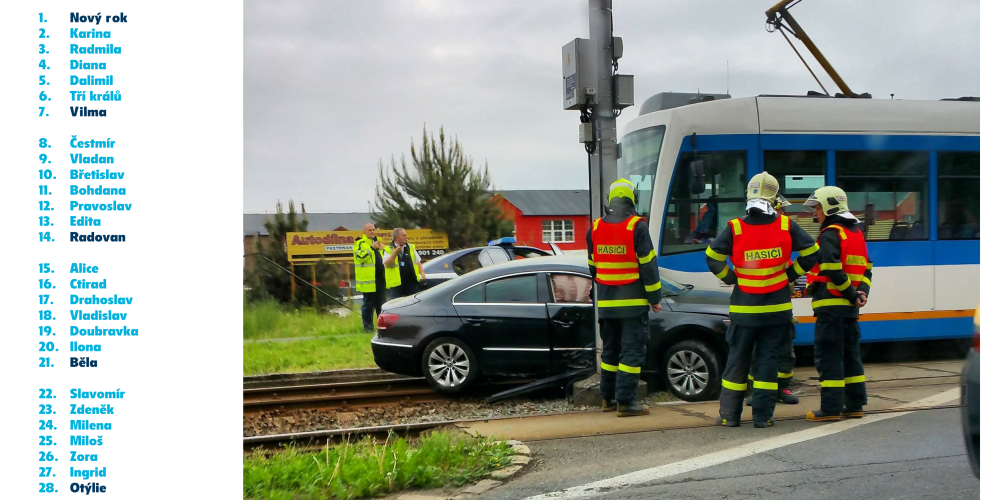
[807,224,870,297]
[730,215,792,294]
[353,237,378,293]
[591,216,642,286]
[384,243,419,289]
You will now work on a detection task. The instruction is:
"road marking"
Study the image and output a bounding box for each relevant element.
[526,388,960,500]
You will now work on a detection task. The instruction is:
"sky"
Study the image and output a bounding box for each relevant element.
[243,0,980,213]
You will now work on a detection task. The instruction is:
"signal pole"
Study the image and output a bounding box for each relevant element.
[563,0,633,389]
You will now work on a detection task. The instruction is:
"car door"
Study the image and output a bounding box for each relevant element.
[545,273,596,371]
[452,273,551,377]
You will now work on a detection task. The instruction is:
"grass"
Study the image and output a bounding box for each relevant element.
[244,300,365,341]
[243,300,378,375]
[243,431,514,500]
[244,334,376,376]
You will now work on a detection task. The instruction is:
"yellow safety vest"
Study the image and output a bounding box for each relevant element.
[353,237,379,293]
[385,244,420,289]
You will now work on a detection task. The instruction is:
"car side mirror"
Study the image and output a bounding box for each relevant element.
[690,160,706,194]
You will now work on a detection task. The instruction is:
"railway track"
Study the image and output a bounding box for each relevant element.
[243,360,967,451]
[243,376,441,414]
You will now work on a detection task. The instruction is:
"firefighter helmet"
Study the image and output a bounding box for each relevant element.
[774,193,791,210]
[804,186,850,216]
[608,178,638,205]
[747,172,779,203]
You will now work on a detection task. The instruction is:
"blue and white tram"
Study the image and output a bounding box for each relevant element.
[617,94,980,344]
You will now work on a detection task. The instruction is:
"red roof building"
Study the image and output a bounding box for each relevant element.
[494,190,591,251]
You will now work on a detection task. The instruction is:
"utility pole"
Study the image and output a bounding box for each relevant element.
[563,0,633,379]
[589,0,618,208]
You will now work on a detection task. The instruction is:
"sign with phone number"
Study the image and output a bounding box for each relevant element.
[286,229,449,263]
[417,249,447,258]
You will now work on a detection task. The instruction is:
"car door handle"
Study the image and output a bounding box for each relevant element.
[466,318,487,325]
[553,319,574,327]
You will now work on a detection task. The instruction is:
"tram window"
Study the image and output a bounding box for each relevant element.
[660,151,746,255]
[764,151,827,238]
[618,126,666,219]
[836,151,929,241]
[938,152,979,240]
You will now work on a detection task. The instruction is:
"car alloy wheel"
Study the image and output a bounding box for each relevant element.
[667,349,710,397]
[428,342,471,388]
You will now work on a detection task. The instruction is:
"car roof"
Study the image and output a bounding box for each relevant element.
[435,255,587,285]
[420,254,582,293]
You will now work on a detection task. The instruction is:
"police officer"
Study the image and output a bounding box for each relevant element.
[705,172,819,428]
[384,227,425,299]
[748,194,801,406]
[354,223,387,332]
[802,186,873,422]
[586,178,662,417]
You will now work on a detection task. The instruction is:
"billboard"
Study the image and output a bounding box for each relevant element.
[286,229,449,263]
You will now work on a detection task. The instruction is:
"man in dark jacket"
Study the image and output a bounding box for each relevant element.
[705,172,819,428]
[802,186,873,422]
[586,178,662,417]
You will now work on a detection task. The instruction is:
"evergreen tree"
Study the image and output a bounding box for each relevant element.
[373,126,513,250]
[244,200,344,307]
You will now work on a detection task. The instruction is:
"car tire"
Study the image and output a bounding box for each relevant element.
[661,340,722,402]
[421,337,478,393]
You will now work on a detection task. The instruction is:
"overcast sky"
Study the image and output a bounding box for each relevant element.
[243,0,980,213]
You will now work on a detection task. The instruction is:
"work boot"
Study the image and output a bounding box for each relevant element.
[777,389,799,405]
[842,407,864,419]
[805,410,842,422]
[616,401,649,417]
[716,416,740,427]
[601,399,617,412]
[753,418,775,428]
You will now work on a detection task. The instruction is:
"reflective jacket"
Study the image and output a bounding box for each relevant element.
[353,237,380,293]
[384,243,419,289]
[705,210,820,326]
[586,199,662,318]
[730,215,793,294]
[808,217,873,318]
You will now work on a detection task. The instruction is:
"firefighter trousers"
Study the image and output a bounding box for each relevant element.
[750,323,796,390]
[814,316,867,412]
[719,323,782,423]
[599,314,649,405]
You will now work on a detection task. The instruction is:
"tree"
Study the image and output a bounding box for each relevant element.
[244,200,344,307]
[373,126,514,250]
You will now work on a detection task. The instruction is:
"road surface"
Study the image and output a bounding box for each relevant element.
[480,404,977,499]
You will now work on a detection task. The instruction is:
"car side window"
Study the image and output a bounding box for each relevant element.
[478,250,495,267]
[550,274,593,304]
[485,275,538,303]
[454,283,485,303]
[485,247,508,265]
[452,251,483,275]
[513,247,546,260]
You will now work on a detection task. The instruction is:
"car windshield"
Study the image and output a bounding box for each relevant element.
[657,268,689,296]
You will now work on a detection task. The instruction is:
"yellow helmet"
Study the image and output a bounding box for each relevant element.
[773,194,791,210]
[608,178,637,205]
[803,186,850,216]
[747,172,779,203]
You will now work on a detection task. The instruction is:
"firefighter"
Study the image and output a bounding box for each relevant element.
[802,186,873,422]
[748,194,800,406]
[705,173,819,428]
[586,178,663,417]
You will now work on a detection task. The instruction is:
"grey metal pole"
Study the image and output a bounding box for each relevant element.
[587,0,616,371]
[590,0,618,198]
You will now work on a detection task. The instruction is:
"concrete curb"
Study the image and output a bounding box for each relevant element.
[394,440,533,500]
